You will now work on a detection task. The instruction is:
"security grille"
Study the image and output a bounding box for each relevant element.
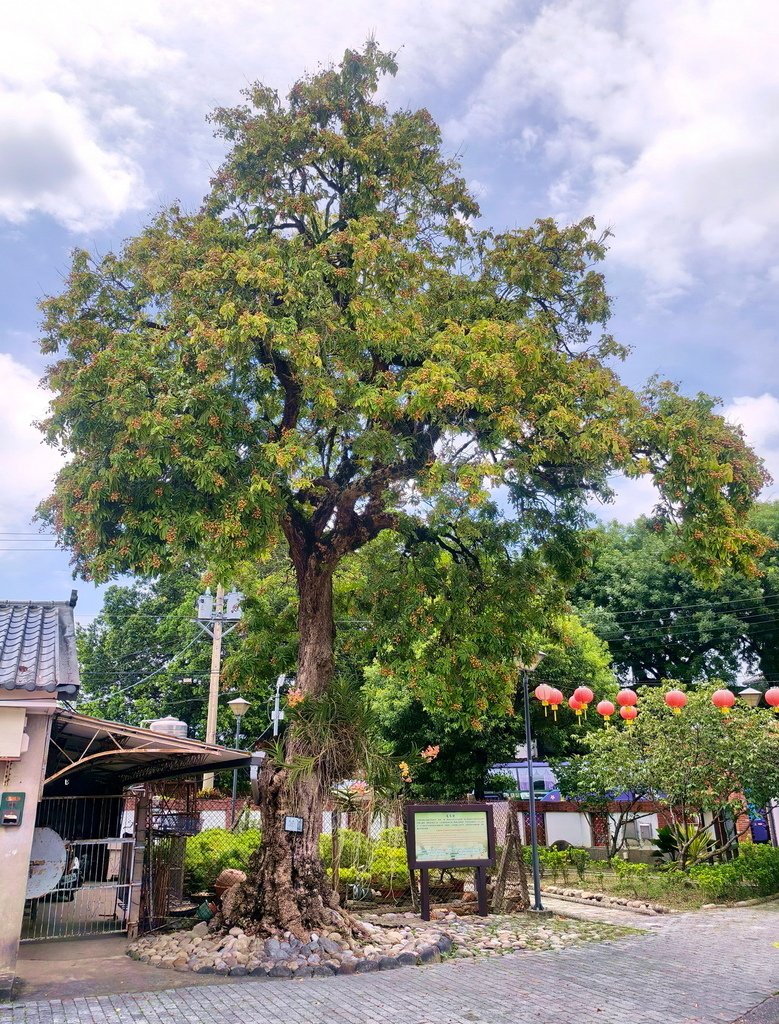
[22,795,137,941]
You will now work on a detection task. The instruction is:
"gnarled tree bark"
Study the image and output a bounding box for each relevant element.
[226,543,361,938]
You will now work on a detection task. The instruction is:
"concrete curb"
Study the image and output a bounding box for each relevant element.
[731,993,779,1024]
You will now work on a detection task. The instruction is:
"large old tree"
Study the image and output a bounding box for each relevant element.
[39,44,768,936]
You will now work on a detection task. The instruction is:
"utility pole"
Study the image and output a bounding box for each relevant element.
[202,584,224,791]
[194,584,244,791]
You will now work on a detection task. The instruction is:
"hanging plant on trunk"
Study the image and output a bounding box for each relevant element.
[37,42,769,937]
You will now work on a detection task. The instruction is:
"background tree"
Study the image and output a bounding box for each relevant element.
[556,688,779,866]
[38,43,768,937]
[575,502,779,685]
[75,570,271,775]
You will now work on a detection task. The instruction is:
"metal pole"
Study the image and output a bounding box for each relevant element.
[231,714,242,827]
[202,584,225,791]
[272,675,284,738]
[522,668,544,911]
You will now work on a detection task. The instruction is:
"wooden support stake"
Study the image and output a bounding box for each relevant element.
[420,867,431,921]
[476,865,489,916]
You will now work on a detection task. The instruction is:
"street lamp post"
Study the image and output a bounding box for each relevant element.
[228,696,250,827]
[517,652,546,912]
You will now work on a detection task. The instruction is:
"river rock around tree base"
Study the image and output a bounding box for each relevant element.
[127,912,630,978]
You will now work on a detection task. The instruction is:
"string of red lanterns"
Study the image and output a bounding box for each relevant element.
[531,682,779,726]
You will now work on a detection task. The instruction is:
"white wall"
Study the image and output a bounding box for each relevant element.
[0,706,53,998]
[200,809,227,830]
[545,811,591,847]
[608,811,659,846]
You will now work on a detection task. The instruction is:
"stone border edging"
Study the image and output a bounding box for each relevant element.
[542,887,671,916]
[701,893,779,910]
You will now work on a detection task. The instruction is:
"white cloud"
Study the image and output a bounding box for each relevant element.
[0,354,63,536]
[593,474,659,525]
[452,0,779,292]
[0,91,145,231]
[0,0,511,231]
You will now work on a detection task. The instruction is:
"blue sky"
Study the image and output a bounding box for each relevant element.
[1,0,778,622]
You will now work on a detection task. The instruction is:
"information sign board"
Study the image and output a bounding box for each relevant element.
[406,803,495,869]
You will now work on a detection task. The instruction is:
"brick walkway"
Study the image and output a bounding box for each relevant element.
[3,905,778,1024]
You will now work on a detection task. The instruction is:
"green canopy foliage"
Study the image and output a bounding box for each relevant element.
[32,42,773,928]
[574,502,779,684]
[39,42,766,602]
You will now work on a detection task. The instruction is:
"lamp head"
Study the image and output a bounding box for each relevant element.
[739,686,762,708]
[228,696,251,719]
[516,651,547,673]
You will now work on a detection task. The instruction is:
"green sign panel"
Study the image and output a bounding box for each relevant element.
[413,810,490,863]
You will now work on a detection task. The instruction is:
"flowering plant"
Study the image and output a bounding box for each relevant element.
[398,744,440,783]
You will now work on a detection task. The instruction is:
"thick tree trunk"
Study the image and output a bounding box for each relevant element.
[225,556,358,939]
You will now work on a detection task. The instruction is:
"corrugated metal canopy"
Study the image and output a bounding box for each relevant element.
[45,709,251,795]
[0,599,79,697]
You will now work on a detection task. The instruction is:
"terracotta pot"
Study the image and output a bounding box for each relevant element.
[214,867,246,899]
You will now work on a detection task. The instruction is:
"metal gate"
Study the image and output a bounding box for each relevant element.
[22,795,138,941]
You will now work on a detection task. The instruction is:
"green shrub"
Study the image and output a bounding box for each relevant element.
[339,866,371,888]
[318,828,373,869]
[370,845,410,889]
[691,845,779,903]
[184,827,261,893]
[566,847,591,882]
[611,859,649,898]
[377,826,405,847]
[539,848,570,884]
[652,823,713,866]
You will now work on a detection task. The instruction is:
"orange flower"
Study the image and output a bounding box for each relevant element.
[286,689,305,708]
[421,745,440,762]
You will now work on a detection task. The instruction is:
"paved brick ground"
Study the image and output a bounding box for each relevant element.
[2,905,777,1024]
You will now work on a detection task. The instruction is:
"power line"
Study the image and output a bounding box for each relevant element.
[594,611,779,644]
[0,548,61,557]
[86,634,205,703]
[0,533,56,537]
[579,588,779,622]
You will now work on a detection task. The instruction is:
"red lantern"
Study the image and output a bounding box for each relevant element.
[535,683,553,715]
[616,688,638,707]
[573,685,594,706]
[568,695,584,725]
[765,687,779,713]
[620,705,638,727]
[712,689,736,715]
[596,699,615,724]
[547,688,564,721]
[664,689,687,714]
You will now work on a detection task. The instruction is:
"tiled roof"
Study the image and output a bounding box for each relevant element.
[0,599,80,697]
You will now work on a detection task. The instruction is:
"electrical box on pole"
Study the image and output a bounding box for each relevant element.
[224,590,244,620]
[197,589,214,621]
